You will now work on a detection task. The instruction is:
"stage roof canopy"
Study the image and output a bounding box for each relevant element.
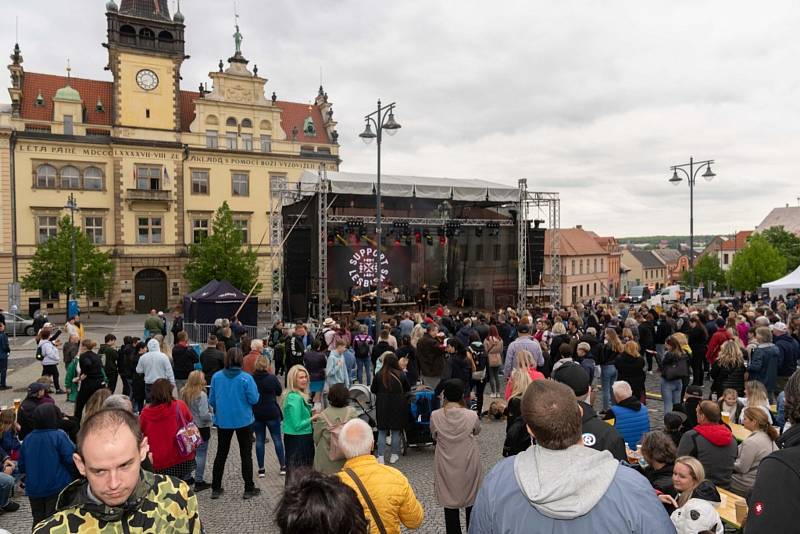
[299,170,520,203]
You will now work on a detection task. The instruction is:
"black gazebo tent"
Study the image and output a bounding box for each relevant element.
[182,279,258,326]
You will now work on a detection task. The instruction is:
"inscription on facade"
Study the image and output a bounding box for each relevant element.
[188,154,333,169]
[17,144,181,159]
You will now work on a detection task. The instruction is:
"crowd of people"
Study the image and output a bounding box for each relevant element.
[0,295,799,533]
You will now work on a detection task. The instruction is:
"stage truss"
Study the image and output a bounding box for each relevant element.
[270,169,560,324]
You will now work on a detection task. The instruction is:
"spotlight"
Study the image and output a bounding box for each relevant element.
[424,228,433,246]
[415,229,422,243]
[487,221,501,237]
[327,232,335,246]
[475,227,483,237]
[439,235,446,246]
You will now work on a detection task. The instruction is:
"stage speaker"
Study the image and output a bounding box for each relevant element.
[526,226,545,285]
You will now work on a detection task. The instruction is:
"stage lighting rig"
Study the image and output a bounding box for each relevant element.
[487,221,501,237]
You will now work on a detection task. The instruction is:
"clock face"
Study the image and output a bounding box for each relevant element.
[136,69,159,91]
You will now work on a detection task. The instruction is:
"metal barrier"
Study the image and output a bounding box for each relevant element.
[185,323,262,344]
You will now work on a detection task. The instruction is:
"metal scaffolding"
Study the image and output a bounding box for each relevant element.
[317,169,329,322]
[516,179,561,311]
[269,175,287,326]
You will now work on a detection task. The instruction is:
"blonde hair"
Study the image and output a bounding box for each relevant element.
[675,456,705,508]
[286,365,310,398]
[254,355,271,373]
[717,340,744,369]
[605,328,624,353]
[551,322,566,336]
[515,350,536,371]
[509,367,532,399]
[743,407,779,441]
[744,380,770,409]
[181,370,207,404]
[410,324,424,348]
[84,388,112,420]
[623,340,641,358]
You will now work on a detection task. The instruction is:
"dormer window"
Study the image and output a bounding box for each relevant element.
[303,116,316,136]
[35,91,44,106]
[96,99,105,112]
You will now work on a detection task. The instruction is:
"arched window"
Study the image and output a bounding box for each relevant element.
[241,118,252,128]
[83,167,103,190]
[120,24,136,44]
[226,117,237,127]
[60,166,80,189]
[206,115,218,126]
[36,164,57,188]
[139,28,155,41]
[259,119,271,131]
[157,30,173,42]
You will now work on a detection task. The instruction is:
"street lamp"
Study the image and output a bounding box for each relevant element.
[668,157,716,304]
[65,193,79,317]
[359,100,401,324]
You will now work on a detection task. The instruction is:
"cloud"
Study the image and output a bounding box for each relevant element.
[3,0,799,237]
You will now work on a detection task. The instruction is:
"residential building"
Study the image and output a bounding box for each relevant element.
[756,206,800,236]
[718,230,753,271]
[543,226,609,305]
[621,249,667,291]
[652,248,688,284]
[590,234,622,297]
[2,1,339,315]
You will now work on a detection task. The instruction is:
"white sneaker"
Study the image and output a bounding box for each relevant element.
[389,454,399,464]
[377,456,385,464]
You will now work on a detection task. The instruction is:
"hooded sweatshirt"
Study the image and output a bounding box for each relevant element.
[18,404,75,498]
[135,339,175,385]
[139,400,194,470]
[677,423,737,488]
[470,444,675,533]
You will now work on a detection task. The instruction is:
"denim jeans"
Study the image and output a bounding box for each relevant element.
[377,429,400,459]
[356,358,372,385]
[0,357,7,387]
[194,428,211,483]
[487,366,501,395]
[661,378,683,413]
[253,419,286,469]
[601,365,618,411]
[0,471,13,507]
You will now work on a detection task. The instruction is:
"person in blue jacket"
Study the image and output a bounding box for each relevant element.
[469,380,674,534]
[18,403,76,525]
[209,347,260,500]
[606,380,651,449]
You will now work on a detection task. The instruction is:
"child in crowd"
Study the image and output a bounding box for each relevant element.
[0,409,20,460]
[663,411,686,448]
[717,388,744,424]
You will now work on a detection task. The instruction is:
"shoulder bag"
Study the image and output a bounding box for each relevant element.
[320,408,353,461]
[344,467,388,534]
[175,402,203,456]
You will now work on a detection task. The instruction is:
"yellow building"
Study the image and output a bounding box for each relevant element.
[2,0,339,316]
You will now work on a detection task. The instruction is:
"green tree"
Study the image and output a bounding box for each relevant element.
[727,234,787,291]
[761,225,800,274]
[21,216,114,300]
[682,253,725,289]
[184,201,261,293]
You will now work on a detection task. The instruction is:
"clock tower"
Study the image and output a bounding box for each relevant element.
[104,0,187,131]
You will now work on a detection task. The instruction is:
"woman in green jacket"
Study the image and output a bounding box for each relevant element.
[282,365,316,478]
[313,383,357,474]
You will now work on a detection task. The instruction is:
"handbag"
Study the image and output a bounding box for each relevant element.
[344,468,388,534]
[663,354,689,381]
[175,402,202,456]
[472,368,487,381]
[320,408,352,461]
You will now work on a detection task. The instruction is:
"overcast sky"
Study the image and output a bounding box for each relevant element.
[3,0,799,237]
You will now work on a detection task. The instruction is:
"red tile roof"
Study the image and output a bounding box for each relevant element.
[20,72,113,125]
[544,228,607,256]
[20,72,332,144]
[720,230,753,251]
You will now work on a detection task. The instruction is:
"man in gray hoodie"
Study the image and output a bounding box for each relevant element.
[135,338,175,401]
[469,380,675,534]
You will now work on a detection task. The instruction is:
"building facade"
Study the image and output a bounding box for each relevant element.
[621,249,667,291]
[718,230,752,271]
[543,226,610,306]
[2,1,339,316]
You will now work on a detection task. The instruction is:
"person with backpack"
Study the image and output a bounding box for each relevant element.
[468,341,488,416]
[38,326,65,395]
[313,383,357,475]
[352,325,374,386]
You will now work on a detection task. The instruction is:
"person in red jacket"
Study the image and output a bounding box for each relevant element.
[706,319,733,366]
[139,378,196,482]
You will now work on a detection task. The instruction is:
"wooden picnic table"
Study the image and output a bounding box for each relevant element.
[730,423,752,442]
[717,487,747,528]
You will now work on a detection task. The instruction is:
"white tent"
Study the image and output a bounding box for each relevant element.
[761,265,800,297]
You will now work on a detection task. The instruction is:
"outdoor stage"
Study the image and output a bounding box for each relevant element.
[270,170,560,323]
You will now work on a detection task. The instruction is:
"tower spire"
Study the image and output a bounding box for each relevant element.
[66,58,71,83]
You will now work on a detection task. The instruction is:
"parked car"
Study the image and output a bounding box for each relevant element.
[628,285,651,304]
[2,313,36,336]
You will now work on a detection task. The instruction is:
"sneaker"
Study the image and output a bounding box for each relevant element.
[389,454,399,464]
[0,500,20,513]
[279,467,286,476]
[0,386,12,391]
[194,481,211,492]
[377,456,385,464]
[258,468,265,478]
[243,487,261,500]
[55,389,67,394]
[210,489,224,499]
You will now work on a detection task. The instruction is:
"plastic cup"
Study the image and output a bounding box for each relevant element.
[735,500,748,524]
[13,399,21,412]
[721,412,731,424]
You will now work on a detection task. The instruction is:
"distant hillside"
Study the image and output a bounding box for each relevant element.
[616,235,720,250]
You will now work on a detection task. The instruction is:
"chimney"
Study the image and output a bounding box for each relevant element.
[576,224,582,230]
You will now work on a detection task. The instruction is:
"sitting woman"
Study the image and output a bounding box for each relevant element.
[313,383,357,475]
[658,456,720,515]
[730,407,779,496]
[637,430,677,497]
[738,381,773,425]
[717,388,744,424]
[139,378,196,482]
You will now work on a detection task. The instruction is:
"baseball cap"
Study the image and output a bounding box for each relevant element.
[27,382,47,396]
[686,385,704,398]
[671,498,723,534]
[771,321,787,332]
[552,362,591,397]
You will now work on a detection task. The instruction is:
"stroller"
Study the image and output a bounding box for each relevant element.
[401,385,436,454]
[348,383,377,429]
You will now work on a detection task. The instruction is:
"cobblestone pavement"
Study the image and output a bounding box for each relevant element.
[0,315,709,532]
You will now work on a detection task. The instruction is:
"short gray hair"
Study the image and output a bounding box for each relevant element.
[103,394,133,412]
[250,339,264,352]
[612,380,632,400]
[339,418,374,459]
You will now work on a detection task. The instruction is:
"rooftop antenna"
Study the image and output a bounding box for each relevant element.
[66,58,71,83]
[320,66,323,87]
[15,16,19,43]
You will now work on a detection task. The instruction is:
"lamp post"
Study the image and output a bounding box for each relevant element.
[359,100,401,325]
[64,193,80,315]
[668,157,716,304]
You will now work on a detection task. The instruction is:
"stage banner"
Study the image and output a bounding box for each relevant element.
[328,245,411,294]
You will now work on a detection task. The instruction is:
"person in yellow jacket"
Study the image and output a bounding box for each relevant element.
[337,418,424,534]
